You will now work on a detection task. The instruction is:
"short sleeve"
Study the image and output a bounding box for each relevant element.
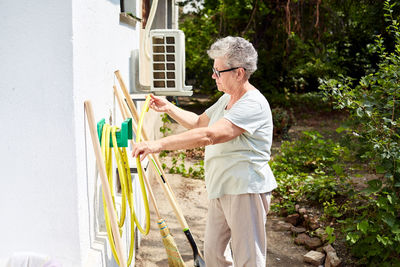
[205,94,228,118]
[205,102,217,118]
[224,96,269,135]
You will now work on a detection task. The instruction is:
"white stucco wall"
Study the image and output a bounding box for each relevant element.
[0,0,78,266]
[0,0,155,266]
[72,0,146,266]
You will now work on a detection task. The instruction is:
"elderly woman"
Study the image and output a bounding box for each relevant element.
[132,36,277,266]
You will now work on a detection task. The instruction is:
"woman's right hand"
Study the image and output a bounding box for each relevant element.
[148,94,171,113]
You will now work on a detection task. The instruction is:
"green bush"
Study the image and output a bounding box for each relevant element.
[168,152,204,180]
[320,1,400,264]
[270,131,352,214]
[160,113,172,137]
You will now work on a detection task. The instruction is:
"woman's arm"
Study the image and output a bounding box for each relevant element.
[166,104,210,129]
[149,95,209,129]
[132,118,245,160]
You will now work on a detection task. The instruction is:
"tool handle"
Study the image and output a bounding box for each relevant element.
[114,71,204,262]
[114,70,190,230]
[149,156,189,229]
[114,86,162,220]
[115,70,140,123]
[84,101,127,267]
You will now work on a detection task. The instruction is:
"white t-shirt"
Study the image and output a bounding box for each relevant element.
[204,90,277,199]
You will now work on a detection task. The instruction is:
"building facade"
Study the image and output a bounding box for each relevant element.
[0,0,178,266]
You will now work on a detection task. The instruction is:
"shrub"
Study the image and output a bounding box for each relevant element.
[320,1,400,264]
[270,131,352,214]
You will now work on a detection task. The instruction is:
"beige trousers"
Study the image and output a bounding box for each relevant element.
[204,193,271,267]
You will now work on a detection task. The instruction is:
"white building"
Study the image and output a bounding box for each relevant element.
[0,0,188,266]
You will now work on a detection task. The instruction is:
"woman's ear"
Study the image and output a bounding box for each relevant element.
[236,67,246,81]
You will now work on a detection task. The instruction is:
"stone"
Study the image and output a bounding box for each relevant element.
[291,225,306,235]
[299,207,307,215]
[295,204,300,212]
[273,220,292,231]
[305,237,323,250]
[310,223,320,231]
[323,244,336,254]
[302,215,309,228]
[304,250,325,266]
[315,228,324,235]
[316,229,328,242]
[286,213,300,226]
[325,251,342,267]
[295,233,311,245]
[309,218,320,230]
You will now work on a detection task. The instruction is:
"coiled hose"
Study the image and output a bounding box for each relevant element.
[100,123,150,266]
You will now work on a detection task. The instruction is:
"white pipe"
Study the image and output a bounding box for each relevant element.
[174,0,179,29]
[144,0,159,59]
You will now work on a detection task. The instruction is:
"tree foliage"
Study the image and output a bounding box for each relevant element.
[179,0,392,96]
[320,1,400,264]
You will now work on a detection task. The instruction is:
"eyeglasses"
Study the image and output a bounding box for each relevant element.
[212,67,245,78]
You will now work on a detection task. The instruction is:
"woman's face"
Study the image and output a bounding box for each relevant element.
[212,57,238,94]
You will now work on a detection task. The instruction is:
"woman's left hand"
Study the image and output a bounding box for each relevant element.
[131,141,162,161]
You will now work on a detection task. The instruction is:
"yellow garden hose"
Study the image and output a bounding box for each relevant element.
[113,71,205,266]
[136,96,151,194]
[100,123,150,266]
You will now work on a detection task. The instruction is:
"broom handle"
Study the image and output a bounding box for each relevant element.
[84,101,127,267]
[114,86,162,220]
[115,88,186,230]
[114,70,172,193]
[115,70,139,122]
[115,86,190,266]
[114,70,189,230]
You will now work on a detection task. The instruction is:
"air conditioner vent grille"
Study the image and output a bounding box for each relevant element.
[151,34,178,89]
[150,29,192,95]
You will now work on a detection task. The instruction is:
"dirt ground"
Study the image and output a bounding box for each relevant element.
[134,124,313,267]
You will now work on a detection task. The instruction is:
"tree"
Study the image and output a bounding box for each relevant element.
[179,0,390,97]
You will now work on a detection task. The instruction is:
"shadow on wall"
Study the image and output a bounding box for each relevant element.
[106,0,120,5]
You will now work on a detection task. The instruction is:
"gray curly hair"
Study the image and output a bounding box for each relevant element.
[207,36,258,79]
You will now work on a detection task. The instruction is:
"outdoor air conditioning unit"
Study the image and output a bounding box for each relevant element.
[149,29,193,96]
